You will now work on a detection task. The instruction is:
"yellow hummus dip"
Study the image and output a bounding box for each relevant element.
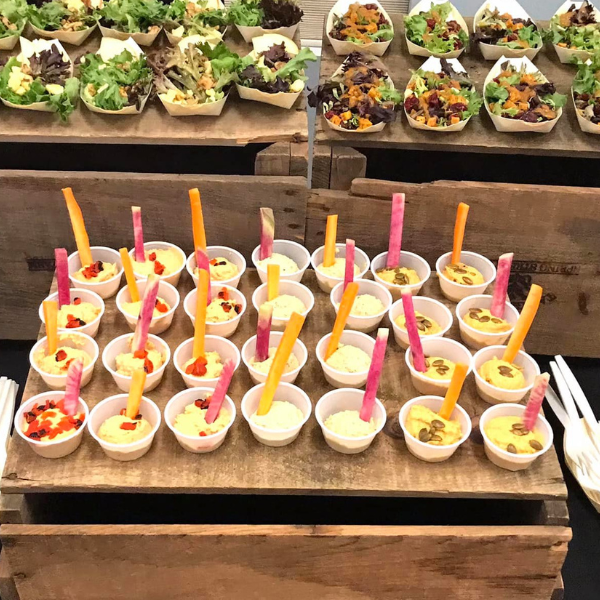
[251,400,303,430]
[376,266,420,286]
[35,338,92,375]
[206,297,241,323]
[262,294,306,320]
[183,351,223,379]
[479,357,526,390]
[421,357,455,380]
[317,258,360,279]
[174,402,231,437]
[72,261,118,283]
[324,410,378,437]
[257,253,299,275]
[442,263,485,286]
[463,308,511,333]
[115,340,164,376]
[57,301,101,328]
[98,414,152,444]
[326,344,371,373]
[122,297,170,319]
[132,248,183,277]
[250,348,300,374]
[196,257,238,282]
[405,404,462,446]
[396,311,442,336]
[484,416,545,454]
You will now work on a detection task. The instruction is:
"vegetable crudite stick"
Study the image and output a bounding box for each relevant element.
[63,358,84,417]
[438,362,469,421]
[255,304,273,363]
[451,202,470,266]
[502,283,543,364]
[359,328,389,422]
[325,282,359,361]
[54,248,70,308]
[490,253,514,318]
[190,188,207,252]
[323,214,338,268]
[131,275,160,354]
[267,263,280,301]
[193,269,209,359]
[125,369,147,420]
[523,373,550,433]
[386,193,405,268]
[259,207,274,260]
[195,246,211,304]
[401,290,426,373]
[205,359,236,424]
[119,248,140,303]
[43,300,59,355]
[63,187,93,267]
[344,239,355,291]
[131,206,145,263]
[257,311,306,416]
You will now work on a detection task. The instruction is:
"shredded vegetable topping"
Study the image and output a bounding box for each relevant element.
[330,2,393,44]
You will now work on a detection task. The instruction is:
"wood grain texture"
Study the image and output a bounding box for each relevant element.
[2,270,566,499]
[329,147,367,190]
[0,524,569,600]
[0,495,29,525]
[315,16,600,158]
[255,143,291,176]
[311,144,333,189]
[307,180,600,358]
[0,553,19,600]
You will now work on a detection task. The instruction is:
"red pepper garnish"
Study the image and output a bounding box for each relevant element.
[120,422,137,431]
[144,358,154,374]
[217,287,230,301]
[194,395,212,410]
[155,299,169,313]
[66,315,86,328]
[73,297,82,305]
[154,260,165,276]
[221,302,232,313]
[199,431,207,437]
[186,356,208,377]
[81,261,103,280]
[133,350,148,360]
[55,350,67,362]
[149,252,157,261]
[209,259,218,266]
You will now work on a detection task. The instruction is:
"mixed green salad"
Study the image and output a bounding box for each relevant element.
[475,8,542,50]
[547,0,600,52]
[572,56,600,124]
[329,2,394,45]
[228,0,302,29]
[0,0,27,39]
[99,0,165,34]
[164,0,228,39]
[28,0,100,33]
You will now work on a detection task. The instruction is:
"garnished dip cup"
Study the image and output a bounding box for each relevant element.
[371,251,431,299]
[68,246,123,299]
[186,246,246,289]
[40,288,105,338]
[311,242,370,293]
[252,280,314,331]
[252,240,311,284]
[129,241,186,287]
[436,251,496,302]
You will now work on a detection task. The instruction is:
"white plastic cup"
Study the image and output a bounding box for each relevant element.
[14,391,89,459]
[436,251,496,303]
[473,345,540,404]
[173,336,241,389]
[241,382,312,447]
[456,295,519,350]
[39,288,105,338]
[184,284,247,338]
[371,251,431,299]
[316,330,376,389]
[399,395,472,463]
[129,241,186,287]
[87,394,161,462]
[310,243,370,293]
[186,246,247,289]
[164,387,236,453]
[241,332,308,385]
[102,334,171,393]
[315,388,386,454]
[68,246,123,299]
[29,332,99,390]
[330,280,392,334]
[251,240,311,284]
[116,279,180,335]
[251,280,315,331]
[389,296,453,349]
[405,337,473,396]
[479,403,553,471]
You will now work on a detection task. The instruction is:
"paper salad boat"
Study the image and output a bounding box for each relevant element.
[99,23,162,47]
[405,0,468,58]
[326,0,393,57]
[473,0,542,60]
[30,23,97,47]
[236,23,298,44]
[484,56,563,133]
[165,0,226,45]
[0,20,25,50]
[572,89,600,133]
[551,1,600,64]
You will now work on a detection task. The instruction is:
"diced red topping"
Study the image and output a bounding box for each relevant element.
[194,395,212,410]
[222,302,232,313]
[81,261,104,280]
[73,297,82,305]
[199,431,207,436]
[120,422,137,431]
[144,358,154,374]
[55,350,67,362]
[154,260,165,276]
[209,258,218,266]
[149,252,157,261]
[234,304,242,314]
[186,356,208,377]
[133,350,148,360]
[218,287,230,301]
[24,404,85,440]
[66,314,86,328]
[155,299,169,313]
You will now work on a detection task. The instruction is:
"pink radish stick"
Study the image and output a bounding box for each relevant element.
[255,303,273,363]
[195,246,212,305]
[359,328,389,422]
[259,207,274,260]
[344,239,355,291]
[523,373,550,433]
[205,359,236,424]
[386,193,405,268]
[54,248,70,308]
[491,252,514,318]
[402,290,426,373]
[63,357,83,416]
[131,206,145,263]
[132,274,159,353]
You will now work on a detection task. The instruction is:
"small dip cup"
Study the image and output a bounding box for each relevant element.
[399,395,472,463]
[389,296,453,349]
[315,388,386,454]
[252,240,311,284]
[88,394,161,462]
[164,387,236,454]
[129,241,186,287]
[184,283,247,339]
[473,345,540,405]
[68,246,123,299]
[116,279,180,335]
[370,251,431,299]
[241,332,308,385]
[241,382,312,447]
[310,243,370,293]
[479,403,553,471]
[330,279,392,334]
[39,288,105,338]
[30,332,99,390]
[405,337,473,396]
[251,280,315,331]
[186,245,247,289]
[456,295,519,350]
[14,391,89,459]
[173,336,241,389]
[102,333,171,393]
[316,330,376,389]
[436,251,496,303]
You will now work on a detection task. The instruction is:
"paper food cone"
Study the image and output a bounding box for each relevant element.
[236,23,299,44]
[572,88,600,133]
[236,82,301,109]
[29,23,97,46]
[473,0,542,60]
[551,1,600,63]
[99,23,162,47]
[406,0,468,58]
[484,56,563,133]
[159,92,228,116]
[327,0,393,56]
[0,28,22,50]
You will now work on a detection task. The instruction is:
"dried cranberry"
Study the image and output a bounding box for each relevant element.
[449,102,467,113]
[404,95,419,113]
[426,18,436,29]
[234,304,242,314]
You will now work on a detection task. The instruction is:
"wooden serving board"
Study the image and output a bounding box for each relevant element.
[2,269,566,500]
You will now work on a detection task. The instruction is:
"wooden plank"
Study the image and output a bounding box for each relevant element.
[0,495,29,525]
[290,142,310,178]
[329,148,367,191]
[538,501,570,527]
[1,524,569,600]
[0,553,19,600]
[552,575,565,600]
[2,270,566,499]
[307,181,600,358]
[0,171,307,340]
[315,16,600,159]
[311,144,332,189]
[255,143,291,176]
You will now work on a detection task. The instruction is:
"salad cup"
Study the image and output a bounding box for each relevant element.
[436,251,496,302]
[128,241,186,286]
[572,71,600,134]
[165,20,224,46]
[311,242,370,293]
[252,239,311,284]
[550,1,600,64]
[0,27,22,51]
[236,23,299,44]
[251,280,315,331]
[371,251,431,299]
[39,288,105,338]
[98,23,162,47]
[67,246,123,299]
[187,246,247,289]
[29,22,97,47]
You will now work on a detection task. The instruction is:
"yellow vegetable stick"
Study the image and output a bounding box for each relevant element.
[119,248,140,303]
[43,300,58,355]
[189,188,207,252]
[325,282,359,361]
[503,284,543,364]
[439,363,468,420]
[267,263,280,301]
[62,187,93,267]
[451,202,470,265]
[125,369,146,419]
[323,214,338,268]
[193,269,209,359]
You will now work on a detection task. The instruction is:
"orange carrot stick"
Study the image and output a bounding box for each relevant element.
[119,248,140,303]
[63,187,93,267]
[193,269,209,359]
[43,300,58,355]
[451,202,470,265]
[503,284,543,364]
[190,188,207,251]
[125,369,146,419]
[323,214,338,268]
[439,363,468,420]
[267,263,280,301]
[325,281,359,360]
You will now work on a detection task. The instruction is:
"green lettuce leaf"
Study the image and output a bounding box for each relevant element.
[0,0,27,38]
